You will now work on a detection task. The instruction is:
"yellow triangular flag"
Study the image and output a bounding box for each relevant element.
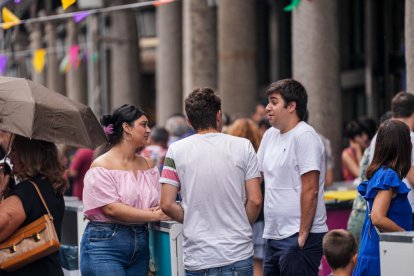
[61,0,77,10]
[1,7,21,29]
[33,49,46,73]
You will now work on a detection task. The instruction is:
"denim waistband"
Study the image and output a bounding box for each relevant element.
[88,221,147,230]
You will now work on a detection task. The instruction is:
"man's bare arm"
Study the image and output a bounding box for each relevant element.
[298,170,320,248]
[160,184,184,223]
[245,177,262,224]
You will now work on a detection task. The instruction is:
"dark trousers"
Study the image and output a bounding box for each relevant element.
[264,232,325,276]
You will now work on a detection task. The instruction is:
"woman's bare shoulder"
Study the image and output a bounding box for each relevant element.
[90,152,113,169]
[138,155,156,170]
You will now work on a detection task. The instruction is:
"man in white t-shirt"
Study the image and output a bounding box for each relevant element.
[160,87,262,275]
[257,79,328,275]
[369,92,414,224]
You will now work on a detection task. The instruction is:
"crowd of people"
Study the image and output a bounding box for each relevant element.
[0,78,413,275]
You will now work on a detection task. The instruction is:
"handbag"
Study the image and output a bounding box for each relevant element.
[0,181,60,272]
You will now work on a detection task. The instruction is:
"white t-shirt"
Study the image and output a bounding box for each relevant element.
[369,132,414,210]
[160,133,261,270]
[257,121,328,240]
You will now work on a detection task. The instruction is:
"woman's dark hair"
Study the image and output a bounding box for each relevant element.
[184,87,221,131]
[12,135,68,195]
[344,120,365,140]
[101,104,146,145]
[366,120,412,180]
[357,116,377,140]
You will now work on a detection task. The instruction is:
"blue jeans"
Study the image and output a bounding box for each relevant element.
[264,232,325,276]
[185,256,253,276]
[80,222,149,276]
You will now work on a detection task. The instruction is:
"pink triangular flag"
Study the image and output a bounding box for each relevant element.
[69,45,80,69]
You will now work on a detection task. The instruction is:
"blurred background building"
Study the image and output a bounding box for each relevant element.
[0,0,412,177]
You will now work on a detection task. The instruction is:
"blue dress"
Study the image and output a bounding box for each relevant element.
[353,167,413,276]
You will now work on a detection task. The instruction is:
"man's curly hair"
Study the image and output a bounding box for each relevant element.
[185,87,221,131]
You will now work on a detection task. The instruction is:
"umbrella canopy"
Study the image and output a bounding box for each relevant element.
[0,76,107,149]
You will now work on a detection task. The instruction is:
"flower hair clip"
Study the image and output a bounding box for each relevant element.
[103,124,114,135]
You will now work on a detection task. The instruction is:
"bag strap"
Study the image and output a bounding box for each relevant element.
[29,181,54,221]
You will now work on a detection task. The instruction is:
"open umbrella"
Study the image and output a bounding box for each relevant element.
[0,76,107,149]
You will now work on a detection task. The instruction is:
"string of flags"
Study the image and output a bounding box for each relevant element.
[0,0,177,75]
[0,43,98,76]
[0,0,177,30]
[0,7,90,29]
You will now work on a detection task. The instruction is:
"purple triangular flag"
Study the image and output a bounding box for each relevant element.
[0,55,7,75]
[73,11,90,23]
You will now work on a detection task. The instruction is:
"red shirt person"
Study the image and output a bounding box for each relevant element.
[69,148,93,200]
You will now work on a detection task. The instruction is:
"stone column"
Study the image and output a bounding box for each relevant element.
[292,0,341,177]
[156,1,182,126]
[29,23,45,85]
[45,22,65,94]
[364,0,379,117]
[218,0,256,118]
[65,19,87,104]
[406,0,414,94]
[86,15,102,116]
[269,0,291,81]
[183,0,217,100]
[109,0,140,109]
[12,29,30,78]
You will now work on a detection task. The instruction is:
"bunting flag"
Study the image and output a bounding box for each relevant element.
[73,11,90,23]
[59,55,70,74]
[61,0,77,10]
[69,45,80,69]
[32,49,46,73]
[0,55,7,75]
[153,0,174,7]
[1,7,21,29]
[283,0,301,12]
[90,52,98,63]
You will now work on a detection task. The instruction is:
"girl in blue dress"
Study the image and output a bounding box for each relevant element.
[354,120,413,275]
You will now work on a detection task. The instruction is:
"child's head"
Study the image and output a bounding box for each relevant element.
[323,230,358,271]
[366,120,412,180]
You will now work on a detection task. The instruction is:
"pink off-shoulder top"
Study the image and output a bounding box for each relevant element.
[82,166,161,223]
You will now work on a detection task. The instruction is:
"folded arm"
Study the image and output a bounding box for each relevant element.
[0,195,26,242]
[101,203,169,223]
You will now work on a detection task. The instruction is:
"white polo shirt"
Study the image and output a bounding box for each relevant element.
[257,121,328,240]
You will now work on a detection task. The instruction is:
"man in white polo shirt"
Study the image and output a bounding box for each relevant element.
[257,79,328,275]
[160,87,262,275]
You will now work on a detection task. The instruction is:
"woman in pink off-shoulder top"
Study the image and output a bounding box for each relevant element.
[80,104,170,276]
